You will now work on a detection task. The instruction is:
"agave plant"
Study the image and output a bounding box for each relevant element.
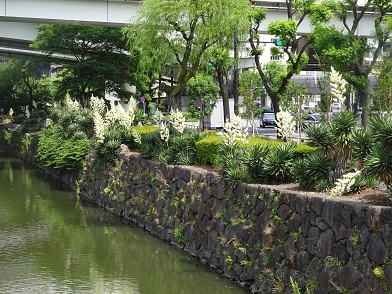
[364,144,392,187]
[214,141,246,187]
[140,130,162,159]
[291,151,333,189]
[264,142,296,183]
[243,143,271,183]
[75,109,95,138]
[305,111,358,183]
[330,111,357,164]
[304,123,334,157]
[350,129,373,169]
[369,114,392,148]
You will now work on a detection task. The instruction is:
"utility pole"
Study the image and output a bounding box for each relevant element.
[233,31,239,114]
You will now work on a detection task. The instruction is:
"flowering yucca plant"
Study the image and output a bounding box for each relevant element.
[90,98,141,161]
[328,170,361,197]
[90,95,106,114]
[276,111,295,141]
[223,115,248,147]
[169,109,185,134]
[64,94,80,111]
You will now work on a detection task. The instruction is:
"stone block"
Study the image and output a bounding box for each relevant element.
[307,226,320,255]
[278,204,291,220]
[366,235,387,264]
[310,196,324,216]
[316,216,329,231]
[322,200,336,228]
[338,261,362,289]
[294,250,311,271]
[316,229,334,258]
[333,220,347,241]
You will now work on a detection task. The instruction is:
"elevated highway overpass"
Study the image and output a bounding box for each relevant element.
[0,0,382,58]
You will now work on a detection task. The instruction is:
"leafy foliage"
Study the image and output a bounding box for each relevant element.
[31,24,135,106]
[187,74,220,131]
[35,125,89,170]
[125,0,251,109]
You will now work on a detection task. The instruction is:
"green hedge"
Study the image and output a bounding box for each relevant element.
[195,135,317,165]
[135,125,158,135]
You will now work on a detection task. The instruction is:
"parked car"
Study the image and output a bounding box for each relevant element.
[260,112,276,128]
[303,113,322,128]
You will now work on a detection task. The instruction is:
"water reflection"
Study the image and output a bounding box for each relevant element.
[0,150,248,294]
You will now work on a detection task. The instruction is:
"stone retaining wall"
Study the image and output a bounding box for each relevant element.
[78,151,392,294]
[2,132,392,293]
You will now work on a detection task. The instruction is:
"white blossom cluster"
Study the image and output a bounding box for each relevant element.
[93,111,105,143]
[328,170,361,197]
[330,66,347,106]
[91,97,139,144]
[132,129,141,144]
[170,109,185,134]
[276,111,295,140]
[91,95,106,113]
[104,103,119,125]
[116,104,135,129]
[223,115,248,146]
[64,94,80,111]
[160,121,169,144]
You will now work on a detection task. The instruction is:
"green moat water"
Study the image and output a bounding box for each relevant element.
[0,149,248,294]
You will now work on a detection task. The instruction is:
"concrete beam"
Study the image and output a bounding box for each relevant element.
[0,0,140,27]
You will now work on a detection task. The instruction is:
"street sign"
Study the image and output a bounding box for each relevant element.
[140,96,145,102]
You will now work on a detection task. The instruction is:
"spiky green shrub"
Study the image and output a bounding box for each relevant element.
[369,114,392,147]
[292,151,333,189]
[350,129,373,169]
[214,141,247,186]
[140,130,162,159]
[364,145,392,187]
[92,126,122,163]
[170,130,205,165]
[364,115,392,188]
[305,123,334,156]
[264,142,296,183]
[243,143,271,183]
[305,111,358,183]
[75,108,95,138]
[350,172,372,194]
[139,127,204,165]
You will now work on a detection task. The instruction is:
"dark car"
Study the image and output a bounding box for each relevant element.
[260,112,276,127]
[303,114,322,128]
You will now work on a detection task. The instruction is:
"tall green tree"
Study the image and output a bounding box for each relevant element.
[186,74,220,131]
[238,70,263,136]
[248,1,333,117]
[372,59,392,112]
[0,59,52,115]
[209,47,233,124]
[31,24,135,107]
[280,81,308,140]
[125,0,251,110]
[312,0,392,127]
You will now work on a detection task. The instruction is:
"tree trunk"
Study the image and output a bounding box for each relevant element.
[217,67,230,123]
[359,79,372,129]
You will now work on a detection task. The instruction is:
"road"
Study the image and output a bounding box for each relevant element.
[247,125,308,142]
